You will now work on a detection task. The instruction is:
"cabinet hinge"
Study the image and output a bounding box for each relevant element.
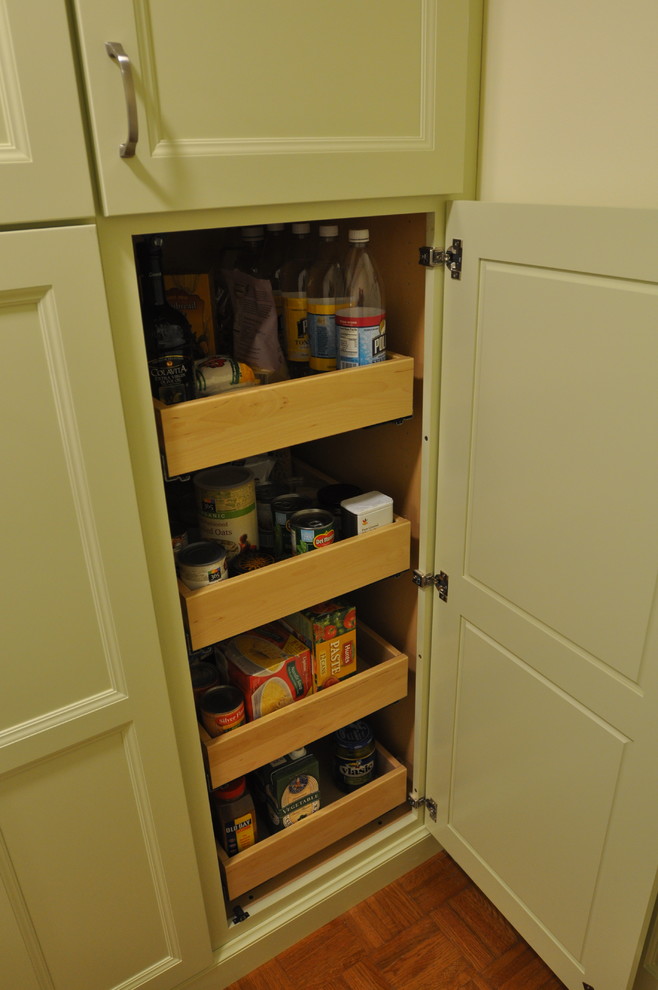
[419,240,463,279]
[412,569,449,601]
[231,905,250,925]
[408,794,438,821]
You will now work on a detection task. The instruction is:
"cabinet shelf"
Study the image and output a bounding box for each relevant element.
[199,622,408,787]
[217,741,407,901]
[155,352,414,477]
[179,516,411,650]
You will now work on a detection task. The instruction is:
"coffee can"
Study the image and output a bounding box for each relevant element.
[289,508,335,555]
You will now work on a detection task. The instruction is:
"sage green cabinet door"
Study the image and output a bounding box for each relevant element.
[0,226,211,990]
[72,0,481,216]
[427,203,658,990]
[0,0,94,224]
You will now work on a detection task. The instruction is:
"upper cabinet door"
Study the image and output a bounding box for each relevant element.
[72,0,482,216]
[0,0,95,224]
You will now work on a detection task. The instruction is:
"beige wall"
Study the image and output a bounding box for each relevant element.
[477,1,658,207]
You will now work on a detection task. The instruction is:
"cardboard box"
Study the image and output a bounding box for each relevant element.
[282,600,357,691]
[164,273,216,356]
[251,750,321,832]
[219,621,312,720]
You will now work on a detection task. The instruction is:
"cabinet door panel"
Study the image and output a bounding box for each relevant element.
[0,0,94,223]
[0,227,211,990]
[72,0,481,215]
[428,203,658,990]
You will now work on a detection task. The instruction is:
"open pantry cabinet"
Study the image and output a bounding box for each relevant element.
[97,201,658,990]
[97,200,445,981]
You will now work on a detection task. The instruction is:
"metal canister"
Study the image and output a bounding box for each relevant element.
[178,540,228,589]
[333,721,376,792]
[272,493,312,557]
[193,465,258,560]
[289,508,335,555]
[317,483,363,541]
[255,482,287,550]
[200,685,246,737]
[189,661,221,708]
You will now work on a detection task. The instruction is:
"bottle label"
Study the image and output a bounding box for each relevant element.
[337,313,386,368]
[282,293,309,362]
[308,300,338,372]
[148,355,192,403]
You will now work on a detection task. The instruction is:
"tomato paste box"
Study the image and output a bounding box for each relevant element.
[218,621,312,720]
[282,600,357,691]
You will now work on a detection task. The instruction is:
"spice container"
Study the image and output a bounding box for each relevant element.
[333,721,376,792]
[213,777,258,857]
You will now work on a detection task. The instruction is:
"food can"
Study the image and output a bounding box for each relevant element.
[317,483,363,541]
[272,493,312,557]
[255,482,287,549]
[289,508,335,555]
[189,661,221,708]
[333,720,376,792]
[178,540,229,588]
[229,549,276,576]
[200,685,246,737]
[194,355,257,397]
[193,465,258,560]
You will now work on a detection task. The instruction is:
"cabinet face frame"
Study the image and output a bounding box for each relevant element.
[95,196,444,953]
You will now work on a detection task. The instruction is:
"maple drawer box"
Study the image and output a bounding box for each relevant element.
[155,352,413,476]
[217,741,407,900]
[179,515,411,652]
[199,623,408,788]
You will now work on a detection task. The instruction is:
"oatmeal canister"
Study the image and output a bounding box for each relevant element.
[194,465,258,560]
[177,540,228,588]
[289,508,335,555]
[200,685,246,737]
[333,720,376,792]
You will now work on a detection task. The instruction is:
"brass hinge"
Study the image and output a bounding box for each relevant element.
[408,794,438,822]
[419,239,463,279]
[412,570,449,602]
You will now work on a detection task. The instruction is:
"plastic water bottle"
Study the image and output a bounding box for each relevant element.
[336,229,386,369]
[306,224,346,373]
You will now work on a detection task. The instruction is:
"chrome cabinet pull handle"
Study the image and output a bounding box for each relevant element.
[105,42,138,158]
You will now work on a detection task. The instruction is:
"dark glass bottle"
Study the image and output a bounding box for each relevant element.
[142,236,197,404]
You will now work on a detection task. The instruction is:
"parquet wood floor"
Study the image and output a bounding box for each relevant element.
[225,851,567,990]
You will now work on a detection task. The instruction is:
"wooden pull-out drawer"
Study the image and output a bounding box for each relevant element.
[155,352,413,476]
[180,516,410,651]
[199,623,408,787]
[217,742,407,901]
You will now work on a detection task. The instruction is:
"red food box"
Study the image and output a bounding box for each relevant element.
[218,621,312,720]
[282,600,357,691]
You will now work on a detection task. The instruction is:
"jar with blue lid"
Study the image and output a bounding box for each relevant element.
[333,720,376,792]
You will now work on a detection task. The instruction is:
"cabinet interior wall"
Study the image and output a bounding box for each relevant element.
[102,205,433,937]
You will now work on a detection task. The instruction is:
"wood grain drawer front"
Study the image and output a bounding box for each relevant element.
[200,623,408,788]
[180,516,410,651]
[218,743,407,901]
[156,353,414,477]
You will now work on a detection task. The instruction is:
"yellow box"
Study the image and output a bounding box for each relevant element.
[282,600,357,691]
